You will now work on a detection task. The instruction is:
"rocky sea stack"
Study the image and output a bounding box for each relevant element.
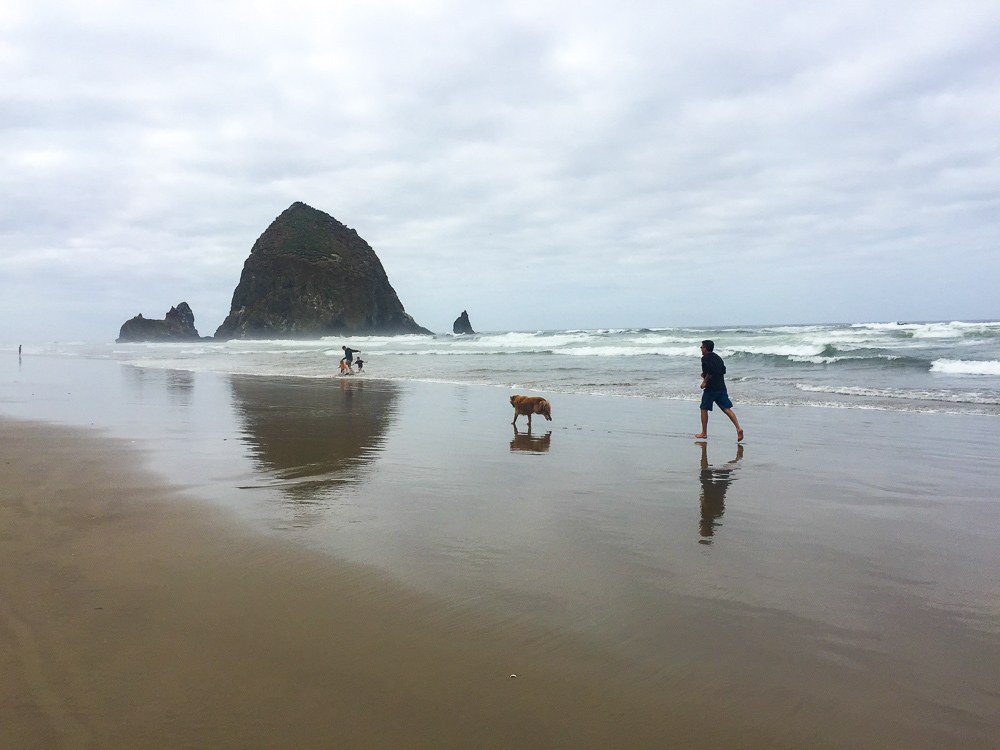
[116,302,202,343]
[214,202,431,339]
[453,310,475,335]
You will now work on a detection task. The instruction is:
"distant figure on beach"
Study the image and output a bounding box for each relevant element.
[695,340,744,441]
[696,440,743,544]
[354,357,364,373]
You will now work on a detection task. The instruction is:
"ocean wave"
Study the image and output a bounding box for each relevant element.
[930,359,1000,376]
[558,346,691,357]
[623,334,692,345]
[759,325,830,333]
[452,331,593,349]
[795,383,1000,405]
[729,349,927,369]
[730,344,826,358]
[849,321,1000,340]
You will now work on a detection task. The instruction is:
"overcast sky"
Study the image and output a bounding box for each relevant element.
[2,0,998,341]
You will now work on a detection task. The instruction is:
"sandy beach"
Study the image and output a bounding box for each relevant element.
[3,420,717,749]
[2,355,999,748]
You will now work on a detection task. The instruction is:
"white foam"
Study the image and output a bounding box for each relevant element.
[559,346,690,357]
[930,359,1000,376]
[796,382,1000,404]
[733,344,825,357]
[848,321,1000,340]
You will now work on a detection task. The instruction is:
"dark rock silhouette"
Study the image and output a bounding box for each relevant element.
[116,302,202,343]
[214,202,431,339]
[453,310,475,335]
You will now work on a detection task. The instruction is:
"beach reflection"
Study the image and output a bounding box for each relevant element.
[122,365,195,408]
[696,441,743,544]
[510,426,552,453]
[229,376,399,501]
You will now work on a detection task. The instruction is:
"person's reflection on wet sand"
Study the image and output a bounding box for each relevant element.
[696,441,743,544]
[510,426,552,453]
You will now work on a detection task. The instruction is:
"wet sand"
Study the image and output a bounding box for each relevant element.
[1,419,743,749]
[2,356,1000,748]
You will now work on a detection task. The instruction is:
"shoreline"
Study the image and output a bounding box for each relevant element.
[9,325,1000,417]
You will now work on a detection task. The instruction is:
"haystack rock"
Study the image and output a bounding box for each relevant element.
[214,202,432,339]
[116,302,202,343]
[453,310,475,334]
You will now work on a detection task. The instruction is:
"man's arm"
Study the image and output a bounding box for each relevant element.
[700,356,711,389]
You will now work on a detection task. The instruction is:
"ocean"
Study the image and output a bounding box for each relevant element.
[20,319,1000,416]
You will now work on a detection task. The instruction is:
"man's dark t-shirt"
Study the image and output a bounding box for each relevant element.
[701,352,727,392]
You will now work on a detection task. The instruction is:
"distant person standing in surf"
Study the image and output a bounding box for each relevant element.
[695,340,744,441]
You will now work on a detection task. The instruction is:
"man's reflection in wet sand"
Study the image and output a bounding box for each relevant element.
[510,426,552,453]
[696,441,743,544]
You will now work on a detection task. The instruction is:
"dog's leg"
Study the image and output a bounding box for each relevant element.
[527,412,532,430]
[512,409,518,426]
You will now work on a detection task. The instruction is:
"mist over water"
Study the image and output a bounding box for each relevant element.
[18,320,1000,416]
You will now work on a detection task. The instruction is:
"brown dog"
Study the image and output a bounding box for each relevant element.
[510,395,552,430]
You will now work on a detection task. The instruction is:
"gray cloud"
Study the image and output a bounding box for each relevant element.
[2,0,998,341]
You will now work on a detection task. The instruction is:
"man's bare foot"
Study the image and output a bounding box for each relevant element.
[694,433,707,439]
[737,429,744,442]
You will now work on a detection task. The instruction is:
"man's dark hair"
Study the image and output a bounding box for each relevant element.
[702,340,715,352]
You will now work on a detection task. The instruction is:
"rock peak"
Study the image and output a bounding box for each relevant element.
[214,203,431,339]
[453,310,475,335]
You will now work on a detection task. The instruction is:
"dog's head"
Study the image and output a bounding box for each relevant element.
[540,400,552,420]
[510,395,520,407]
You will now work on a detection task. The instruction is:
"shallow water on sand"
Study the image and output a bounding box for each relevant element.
[3,355,1000,748]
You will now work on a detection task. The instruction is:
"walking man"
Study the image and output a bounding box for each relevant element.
[695,340,744,441]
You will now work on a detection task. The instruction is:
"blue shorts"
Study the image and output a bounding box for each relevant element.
[700,390,733,411]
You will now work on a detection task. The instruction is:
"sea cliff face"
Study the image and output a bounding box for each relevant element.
[214,202,431,339]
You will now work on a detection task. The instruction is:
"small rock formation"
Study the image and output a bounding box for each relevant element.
[214,202,432,339]
[116,302,202,343]
[453,310,475,335]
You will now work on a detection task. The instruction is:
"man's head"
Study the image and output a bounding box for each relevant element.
[701,340,715,352]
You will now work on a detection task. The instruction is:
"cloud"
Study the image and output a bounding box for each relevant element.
[2,0,999,340]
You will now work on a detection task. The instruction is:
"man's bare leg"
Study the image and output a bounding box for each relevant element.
[695,409,709,439]
[722,407,744,441]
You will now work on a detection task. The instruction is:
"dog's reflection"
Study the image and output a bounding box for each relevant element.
[696,441,743,544]
[510,425,552,453]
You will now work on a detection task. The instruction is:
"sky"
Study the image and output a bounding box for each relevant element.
[2,0,998,341]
